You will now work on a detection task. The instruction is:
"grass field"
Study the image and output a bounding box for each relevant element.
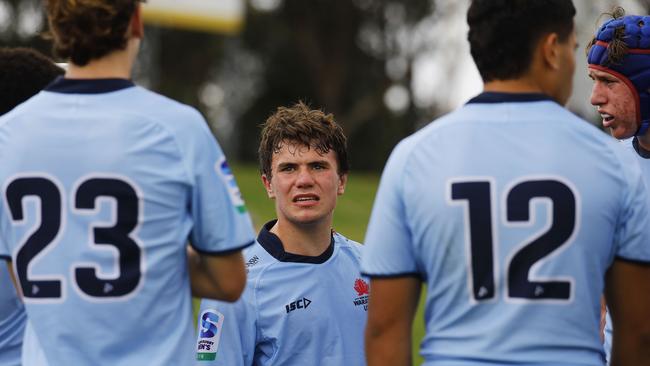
[197,163,426,365]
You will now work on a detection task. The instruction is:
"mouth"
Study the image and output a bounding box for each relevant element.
[600,112,615,128]
[293,195,319,203]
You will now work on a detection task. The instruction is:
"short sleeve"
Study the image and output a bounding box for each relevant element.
[361,140,420,277]
[614,160,650,263]
[194,290,257,366]
[184,113,256,254]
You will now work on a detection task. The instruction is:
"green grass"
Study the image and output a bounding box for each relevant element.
[199,163,426,365]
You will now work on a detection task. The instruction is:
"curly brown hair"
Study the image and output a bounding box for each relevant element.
[44,0,139,66]
[258,102,349,179]
[585,6,628,65]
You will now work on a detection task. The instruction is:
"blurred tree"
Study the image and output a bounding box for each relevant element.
[0,0,50,54]
[231,0,437,170]
[5,0,648,170]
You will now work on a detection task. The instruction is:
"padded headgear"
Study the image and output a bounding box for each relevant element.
[587,15,650,135]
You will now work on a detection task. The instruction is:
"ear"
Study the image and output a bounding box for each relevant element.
[541,32,561,71]
[261,174,275,199]
[130,3,145,39]
[337,173,348,196]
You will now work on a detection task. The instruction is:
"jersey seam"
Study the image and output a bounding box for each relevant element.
[397,140,426,275]
[252,256,281,348]
[190,240,255,256]
[607,140,636,259]
[110,87,198,185]
[138,112,195,185]
[360,271,423,279]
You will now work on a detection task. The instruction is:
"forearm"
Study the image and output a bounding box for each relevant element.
[365,277,421,366]
[365,325,412,366]
[188,246,246,301]
[606,260,650,366]
[610,331,650,366]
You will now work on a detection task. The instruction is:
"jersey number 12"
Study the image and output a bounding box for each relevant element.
[450,178,576,302]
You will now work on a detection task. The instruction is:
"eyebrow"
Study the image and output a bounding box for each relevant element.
[276,160,331,169]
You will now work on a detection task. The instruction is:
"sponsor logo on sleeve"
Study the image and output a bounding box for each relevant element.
[353,279,369,311]
[215,157,247,214]
[196,309,225,361]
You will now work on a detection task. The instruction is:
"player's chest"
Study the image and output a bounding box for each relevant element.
[256,266,370,335]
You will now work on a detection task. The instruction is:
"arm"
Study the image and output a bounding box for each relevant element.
[365,276,421,366]
[605,259,650,366]
[188,245,246,302]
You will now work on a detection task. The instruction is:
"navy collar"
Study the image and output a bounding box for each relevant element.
[257,220,335,264]
[633,137,650,159]
[467,92,555,104]
[45,76,135,94]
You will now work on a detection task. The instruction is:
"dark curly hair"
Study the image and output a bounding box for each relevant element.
[467,0,576,82]
[44,0,139,66]
[258,102,349,179]
[0,47,64,115]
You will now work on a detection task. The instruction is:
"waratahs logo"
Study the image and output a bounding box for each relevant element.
[353,278,370,311]
[216,158,248,214]
[354,279,370,296]
[200,311,220,338]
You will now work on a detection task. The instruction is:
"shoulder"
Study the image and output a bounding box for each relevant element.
[129,87,209,134]
[242,242,278,282]
[333,232,363,260]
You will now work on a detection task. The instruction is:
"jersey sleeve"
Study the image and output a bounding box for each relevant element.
[183,111,256,254]
[0,218,9,260]
[0,240,9,260]
[194,290,257,366]
[613,157,650,263]
[361,140,420,277]
[0,200,11,261]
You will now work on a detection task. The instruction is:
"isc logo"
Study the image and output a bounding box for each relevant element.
[285,297,312,313]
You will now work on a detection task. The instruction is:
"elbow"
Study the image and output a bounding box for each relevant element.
[217,279,246,302]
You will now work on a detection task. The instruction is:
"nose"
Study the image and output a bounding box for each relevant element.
[590,81,605,107]
[295,167,315,188]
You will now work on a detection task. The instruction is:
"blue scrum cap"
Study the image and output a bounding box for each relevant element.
[587,15,650,136]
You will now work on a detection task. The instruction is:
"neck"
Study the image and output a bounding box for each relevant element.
[65,40,138,79]
[270,218,333,257]
[483,77,545,95]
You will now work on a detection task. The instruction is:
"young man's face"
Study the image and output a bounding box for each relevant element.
[262,141,347,228]
[588,68,638,139]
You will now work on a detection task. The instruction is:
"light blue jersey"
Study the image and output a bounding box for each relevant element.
[361,93,650,366]
[602,137,650,364]
[603,311,613,364]
[195,221,368,366]
[0,266,23,366]
[0,78,256,366]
